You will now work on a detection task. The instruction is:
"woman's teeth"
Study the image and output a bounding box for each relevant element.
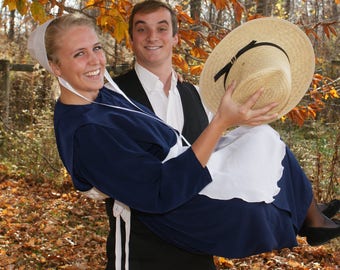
[86,69,100,76]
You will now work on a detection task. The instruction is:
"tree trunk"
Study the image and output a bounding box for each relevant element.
[190,0,201,20]
[8,10,15,41]
[331,0,339,20]
[283,0,291,19]
[256,0,274,16]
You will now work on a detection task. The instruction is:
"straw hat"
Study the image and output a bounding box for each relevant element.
[199,17,315,120]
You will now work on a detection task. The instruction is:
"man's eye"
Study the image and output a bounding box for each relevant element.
[94,45,103,51]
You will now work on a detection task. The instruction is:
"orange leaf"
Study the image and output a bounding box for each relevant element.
[306,106,317,119]
[231,0,245,23]
[190,64,203,76]
[98,9,129,43]
[216,257,234,267]
[248,14,265,21]
[211,0,228,10]
[30,1,50,23]
[86,0,95,6]
[38,0,50,4]
[86,0,104,7]
[113,20,129,43]
[190,47,209,59]
[118,0,133,16]
[97,14,114,30]
[172,54,189,72]
[3,0,17,11]
[329,89,340,98]
[310,89,323,101]
[313,73,323,82]
[288,108,306,126]
[16,0,28,15]
[179,29,199,45]
[200,20,212,30]
[207,35,221,49]
[176,6,195,24]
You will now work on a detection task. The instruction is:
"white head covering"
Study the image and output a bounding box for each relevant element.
[27,19,55,74]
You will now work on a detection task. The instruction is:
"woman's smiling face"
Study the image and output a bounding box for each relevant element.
[50,25,106,99]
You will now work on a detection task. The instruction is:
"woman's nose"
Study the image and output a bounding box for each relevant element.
[88,51,100,64]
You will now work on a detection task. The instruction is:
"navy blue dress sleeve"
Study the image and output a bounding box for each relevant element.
[73,124,212,214]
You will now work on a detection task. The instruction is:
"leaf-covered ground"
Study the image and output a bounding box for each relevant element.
[0,172,339,269]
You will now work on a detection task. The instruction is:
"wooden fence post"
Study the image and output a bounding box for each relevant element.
[0,59,10,124]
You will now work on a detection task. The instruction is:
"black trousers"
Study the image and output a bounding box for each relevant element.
[105,198,216,270]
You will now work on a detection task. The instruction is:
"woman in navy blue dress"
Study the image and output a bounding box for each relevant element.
[28,12,339,269]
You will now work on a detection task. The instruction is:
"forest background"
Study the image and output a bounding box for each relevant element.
[0,0,339,269]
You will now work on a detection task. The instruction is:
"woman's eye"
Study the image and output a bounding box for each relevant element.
[74,52,84,58]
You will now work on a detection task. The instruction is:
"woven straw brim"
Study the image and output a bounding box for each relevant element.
[199,17,315,119]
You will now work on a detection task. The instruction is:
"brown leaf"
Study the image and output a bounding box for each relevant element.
[211,0,228,10]
[305,28,319,40]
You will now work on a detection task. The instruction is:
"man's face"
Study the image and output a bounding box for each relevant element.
[131,7,178,69]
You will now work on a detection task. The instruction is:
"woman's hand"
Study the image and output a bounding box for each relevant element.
[214,81,279,129]
[192,81,279,167]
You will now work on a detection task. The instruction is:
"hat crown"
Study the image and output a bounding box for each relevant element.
[228,45,292,112]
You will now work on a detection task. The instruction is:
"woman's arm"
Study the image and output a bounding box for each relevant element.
[73,124,212,213]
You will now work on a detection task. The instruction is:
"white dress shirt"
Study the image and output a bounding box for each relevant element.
[135,63,184,132]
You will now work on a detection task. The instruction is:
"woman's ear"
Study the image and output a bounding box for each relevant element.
[49,61,61,76]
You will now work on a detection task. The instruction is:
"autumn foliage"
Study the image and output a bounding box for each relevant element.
[0,169,339,269]
[2,0,339,126]
[0,1,339,268]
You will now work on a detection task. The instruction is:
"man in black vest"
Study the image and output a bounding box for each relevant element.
[105,0,215,269]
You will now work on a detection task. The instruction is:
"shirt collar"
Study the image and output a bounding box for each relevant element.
[134,62,178,96]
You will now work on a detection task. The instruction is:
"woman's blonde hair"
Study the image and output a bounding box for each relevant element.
[45,13,97,64]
